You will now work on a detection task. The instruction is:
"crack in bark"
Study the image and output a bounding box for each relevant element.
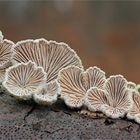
[44,128,64,134]
[50,107,60,112]
[24,104,36,121]
[104,119,115,125]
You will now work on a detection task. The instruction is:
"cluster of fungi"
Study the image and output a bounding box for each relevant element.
[0,31,140,124]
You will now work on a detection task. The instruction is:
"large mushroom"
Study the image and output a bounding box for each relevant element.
[13,39,82,104]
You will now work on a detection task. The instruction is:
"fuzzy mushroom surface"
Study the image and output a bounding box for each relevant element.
[33,80,60,105]
[0,31,14,82]
[2,61,46,100]
[85,75,132,119]
[127,91,140,124]
[13,39,82,104]
[58,66,106,108]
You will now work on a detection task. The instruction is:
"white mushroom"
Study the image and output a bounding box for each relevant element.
[127,91,140,124]
[58,66,106,108]
[0,31,14,83]
[85,75,132,119]
[33,80,60,105]
[2,61,46,100]
[13,39,82,104]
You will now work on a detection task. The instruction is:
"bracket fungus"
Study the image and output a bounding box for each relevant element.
[127,91,140,123]
[33,80,60,105]
[85,75,132,119]
[0,31,139,125]
[12,39,82,104]
[0,31,14,83]
[2,61,46,100]
[58,66,106,108]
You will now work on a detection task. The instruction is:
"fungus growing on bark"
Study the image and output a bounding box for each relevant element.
[13,39,82,104]
[33,80,60,105]
[58,66,106,108]
[3,61,46,100]
[127,91,140,123]
[0,31,14,82]
[85,75,132,118]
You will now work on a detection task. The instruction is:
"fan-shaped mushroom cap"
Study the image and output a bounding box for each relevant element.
[33,80,60,105]
[85,87,109,112]
[58,65,106,108]
[0,35,14,68]
[13,39,82,104]
[127,91,140,123]
[2,61,46,100]
[85,75,132,118]
[83,66,106,90]
[13,39,83,83]
[0,31,14,82]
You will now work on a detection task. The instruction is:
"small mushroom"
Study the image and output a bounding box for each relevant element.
[33,80,60,105]
[85,75,132,119]
[58,66,106,108]
[127,91,140,123]
[0,32,14,68]
[2,61,46,100]
[0,31,14,82]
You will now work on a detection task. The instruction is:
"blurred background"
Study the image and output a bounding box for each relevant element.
[0,1,140,83]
